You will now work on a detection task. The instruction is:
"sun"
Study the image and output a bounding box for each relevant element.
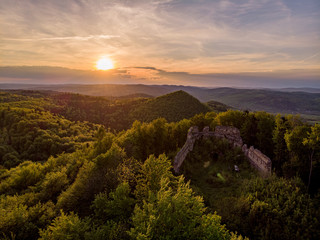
[96,57,114,70]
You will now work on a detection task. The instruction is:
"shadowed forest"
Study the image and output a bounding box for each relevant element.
[0,89,319,240]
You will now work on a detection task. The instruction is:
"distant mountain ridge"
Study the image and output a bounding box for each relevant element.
[200,87,320,116]
[275,88,320,93]
[1,83,319,119]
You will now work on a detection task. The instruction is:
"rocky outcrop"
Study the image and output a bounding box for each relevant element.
[173,126,272,176]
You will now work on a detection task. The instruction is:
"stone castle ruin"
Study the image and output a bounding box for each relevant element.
[173,126,272,176]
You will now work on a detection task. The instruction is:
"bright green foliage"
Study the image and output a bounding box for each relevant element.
[116,158,141,190]
[117,120,163,161]
[284,124,310,178]
[0,150,87,200]
[189,112,216,130]
[116,113,216,162]
[216,110,275,157]
[221,176,320,240]
[285,125,310,154]
[130,177,203,239]
[303,123,320,150]
[57,144,125,215]
[38,168,69,201]
[303,123,320,192]
[130,177,234,240]
[0,102,97,168]
[56,161,94,214]
[92,129,114,157]
[134,154,176,202]
[167,118,192,149]
[131,154,242,240]
[0,195,55,240]
[84,221,129,240]
[201,214,248,240]
[283,122,320,193]
[0,161,44,195]
[215,110,246,129]
[39,211,90,240]
[92,182,135,222]
[116,118,187,161]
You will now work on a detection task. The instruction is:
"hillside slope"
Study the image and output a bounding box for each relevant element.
[206,100,233,112]
[130,90,210,122]
[0,90,212,130]
[0,91,98,168]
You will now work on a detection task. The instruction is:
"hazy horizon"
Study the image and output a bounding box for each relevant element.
[1,65,320,89]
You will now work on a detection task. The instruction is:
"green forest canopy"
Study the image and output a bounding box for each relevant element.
[0,90,319,240]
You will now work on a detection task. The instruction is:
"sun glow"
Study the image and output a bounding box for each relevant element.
[96,57,114,70]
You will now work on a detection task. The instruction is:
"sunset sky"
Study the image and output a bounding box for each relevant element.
[0,0,319,87]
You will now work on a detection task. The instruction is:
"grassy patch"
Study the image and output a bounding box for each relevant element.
[180,138,258,212]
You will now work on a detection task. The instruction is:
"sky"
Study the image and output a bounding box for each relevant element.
[0,0,319,88]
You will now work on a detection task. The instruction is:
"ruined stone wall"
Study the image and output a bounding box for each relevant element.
[173,126,200,173]
[173,125,272,176]
[213,126,243,147]
[242,144,272,176]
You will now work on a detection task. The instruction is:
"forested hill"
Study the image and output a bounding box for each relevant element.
[130,90,210,122]
[0,91,98,168]
[0,90,211,131]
